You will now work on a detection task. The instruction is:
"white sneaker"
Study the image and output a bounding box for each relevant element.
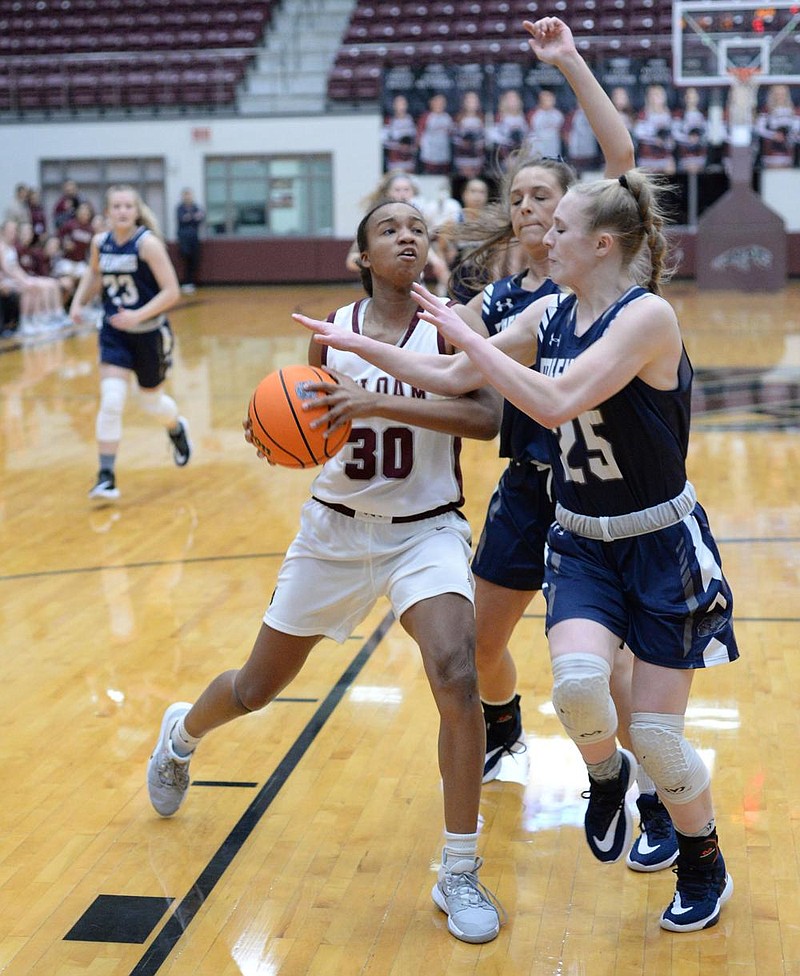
[147,702,193,816]
[431,852,503,943]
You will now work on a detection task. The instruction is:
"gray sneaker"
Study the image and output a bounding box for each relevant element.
[147,702,193,816]
[431,853,503,943]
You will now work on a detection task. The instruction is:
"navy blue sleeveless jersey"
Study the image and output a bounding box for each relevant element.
[480,271,561,463]
[97,227,162,327]
[536,286,692,517]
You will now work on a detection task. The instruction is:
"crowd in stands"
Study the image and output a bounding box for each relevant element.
[382,82,800,179]
[0,179,105,339]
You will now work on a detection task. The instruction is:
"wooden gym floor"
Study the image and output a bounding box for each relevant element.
[1,279,799,975]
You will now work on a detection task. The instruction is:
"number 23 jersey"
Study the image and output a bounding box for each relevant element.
[536,286,692,518]
[98,227,163,332]
[311,298,465,519]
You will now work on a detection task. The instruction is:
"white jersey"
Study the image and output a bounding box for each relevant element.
[310,298,464,519]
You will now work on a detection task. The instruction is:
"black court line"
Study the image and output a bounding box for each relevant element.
[0,551,284,583]
[4,536,800,585]
[191,781,258,788]
[128,608,394,976]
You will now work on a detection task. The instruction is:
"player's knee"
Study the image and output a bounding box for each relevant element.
[551,653,617,745]
[232,671,270,713]
[428,640,478,705]
[96,376,127,442]
[138,389,178,426]
[629,712,710,804]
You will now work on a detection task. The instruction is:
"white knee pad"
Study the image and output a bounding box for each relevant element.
[138,389,179,427]
[629,712,710,805]
[551,653,617,745]
[96,376,128,442]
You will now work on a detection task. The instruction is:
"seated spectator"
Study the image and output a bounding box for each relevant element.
[4,183,30,225]
[0,219,71,336]
[16,222,50,278]
[43,235,82,309]
[27,188,48,243]
[53,179,83,233]
[59,202,95,268]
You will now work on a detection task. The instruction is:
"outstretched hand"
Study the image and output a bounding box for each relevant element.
[410,281,479,352]
[292,312,360,353]
[523,17,577,65]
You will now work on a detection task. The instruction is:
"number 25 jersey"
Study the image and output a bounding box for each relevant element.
[536,286,692,518]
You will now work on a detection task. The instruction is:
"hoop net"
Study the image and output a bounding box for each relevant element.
[727,66,760,128]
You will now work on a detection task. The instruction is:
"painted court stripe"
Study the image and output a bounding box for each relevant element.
[129,609,394,976]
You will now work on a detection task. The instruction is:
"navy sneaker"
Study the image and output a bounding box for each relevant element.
[583,748,636,863]
[627,792,679,872]
[89,469,119,502]
[482,694,527,783]
[168,416,192,467]
[660,832,733,932]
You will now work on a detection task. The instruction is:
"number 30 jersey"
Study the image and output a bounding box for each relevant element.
[98,227,163,332]
[536,286,692,518]
[310,298,465,519]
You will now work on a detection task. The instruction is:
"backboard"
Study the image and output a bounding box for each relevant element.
[673,0,800,85]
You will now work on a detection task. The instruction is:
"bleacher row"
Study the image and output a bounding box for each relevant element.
[0,0,671,115]
[0,52,253,113]
[0,0,274,113]
[329,0,673,102]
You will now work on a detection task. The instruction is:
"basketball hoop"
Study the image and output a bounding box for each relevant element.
[727,65,761,85]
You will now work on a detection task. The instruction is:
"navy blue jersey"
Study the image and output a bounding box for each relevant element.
[98,227,163,329]
[536,287,692,517]
[480,272,561,463]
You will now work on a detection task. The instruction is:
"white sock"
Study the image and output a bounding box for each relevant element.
[443,830,479,868]
[170,716,201,758]
[637,767,657,795]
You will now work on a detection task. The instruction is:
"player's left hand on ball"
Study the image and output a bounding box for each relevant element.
[243,417,275,464]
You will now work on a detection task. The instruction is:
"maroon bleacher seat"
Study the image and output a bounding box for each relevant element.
[0,0,274,114]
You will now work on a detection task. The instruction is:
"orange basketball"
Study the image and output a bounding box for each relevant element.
[247,364,352,469]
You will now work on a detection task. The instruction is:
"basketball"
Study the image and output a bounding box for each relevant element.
[247,364,352,468]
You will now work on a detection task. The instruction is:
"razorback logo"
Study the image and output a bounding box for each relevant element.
[711,245,773,272]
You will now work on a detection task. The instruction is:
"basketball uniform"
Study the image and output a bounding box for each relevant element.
[536,287,739,670]
[97,227,173,389]
[471,273,561,591]
[264,298,474,644]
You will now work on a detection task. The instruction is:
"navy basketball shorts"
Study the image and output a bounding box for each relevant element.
[471,461,555,591]
[542,504,739,670]
[99,321,174,389]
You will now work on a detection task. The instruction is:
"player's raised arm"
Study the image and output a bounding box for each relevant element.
[524,17,635,177]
